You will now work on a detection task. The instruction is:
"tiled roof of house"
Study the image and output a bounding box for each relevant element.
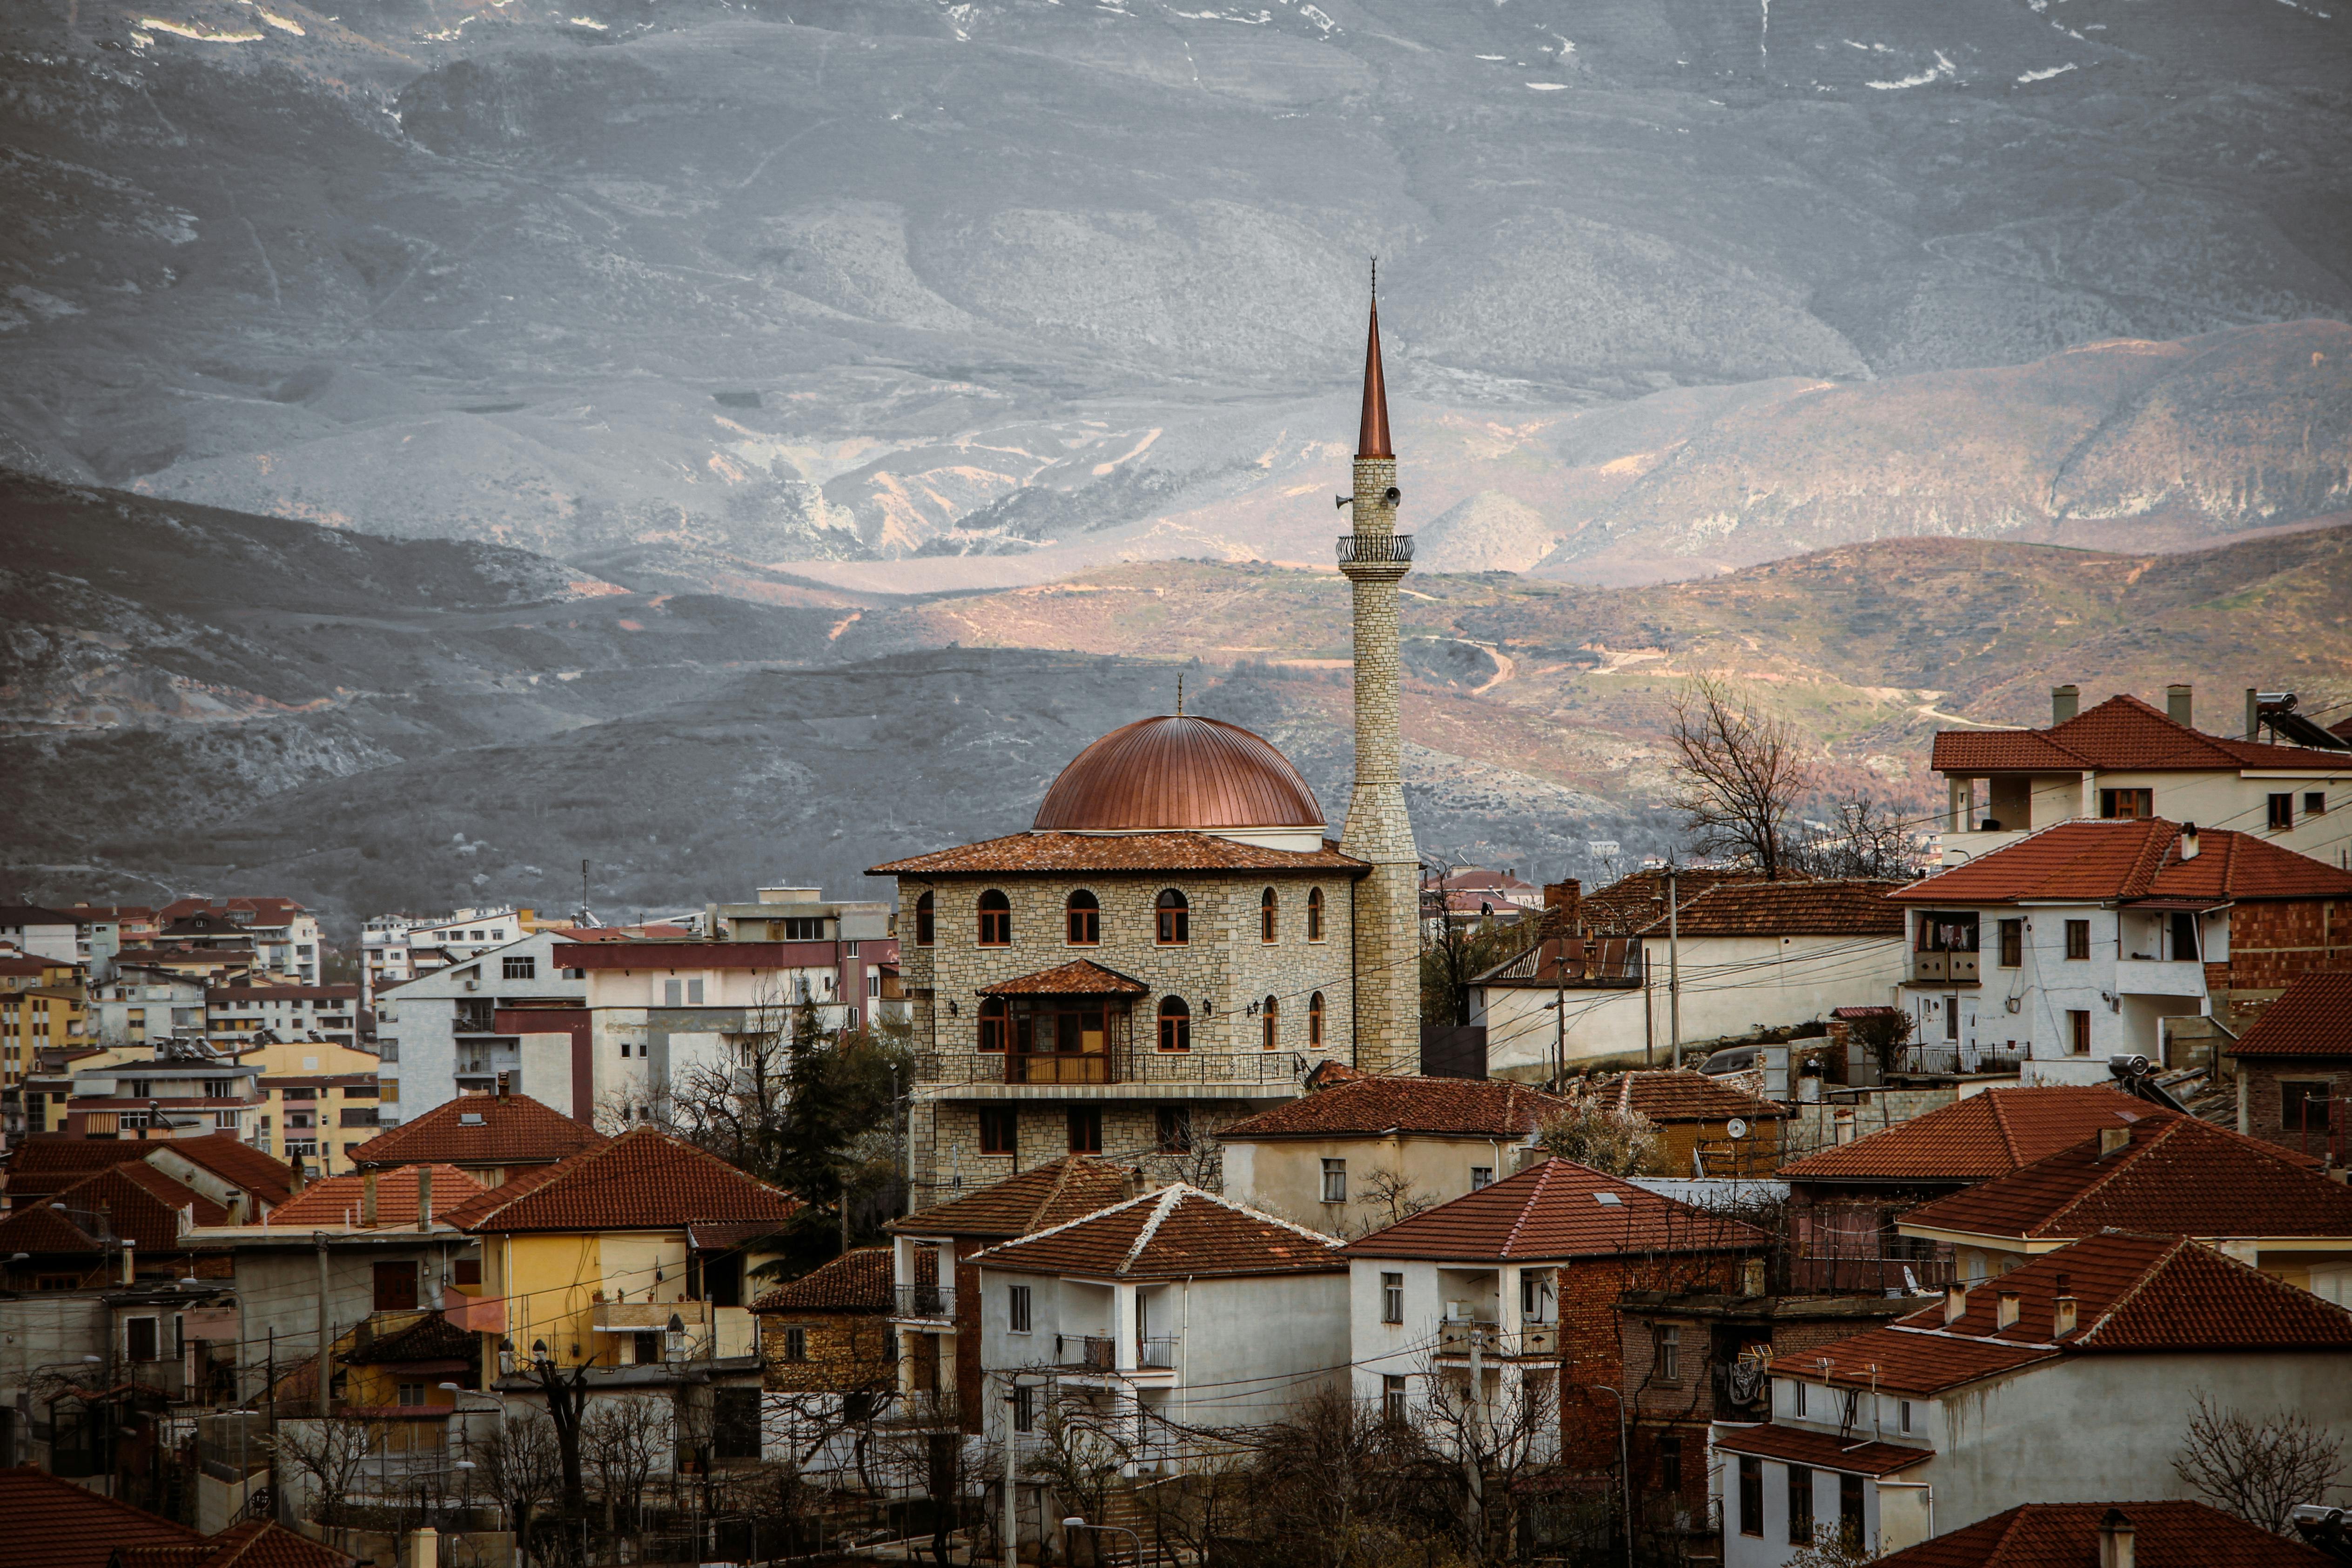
[165,1135,298,1207]
[1630,879,1907,937]
[262,1164,487,1230]
[342,1312,478,1366]
[1708,1423,1931,1477]
[753,1246,894,1313]
[112,1161,232,1226]
[0,1464,204,1568]
[117,1519,355,1568]
[977,958,1151,997]
[870,831,1365,877]
[459,1126,802,1235]
[1932,693,2350,775]
[439,1162,567,1230]
[1887,819,2352,907]
[1341,1157,1767,1262]
[1217,1075,1563,1140]
[0,1162,224,1254]
[1779,1087,2149,1183]
[972,1184,1347,1280]
[4,1136,157,1199]
[349,1092,607,1169]
[2230,970,2352,1059]
[1567,869,1775,937]
[1899,1114,2352,1242]
[891,1156,1140,1240]
[0,904,76,924]
[1874,1501,2332,1567]
[1794,1232,2352,1397]
[1604,1070,1788,1124]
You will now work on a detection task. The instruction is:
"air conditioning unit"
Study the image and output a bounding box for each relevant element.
[463,979,478,992]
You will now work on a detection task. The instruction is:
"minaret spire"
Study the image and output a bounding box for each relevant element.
[1357,261,1392,460]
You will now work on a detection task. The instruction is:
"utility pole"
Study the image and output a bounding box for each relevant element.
[1464,1325,1485,1549]
[579,859,591,927]
[1003,1376,1021,1568]
[1552,903,1566,1091]
[1667,867,1683,1070]
[314,1232,332,1415]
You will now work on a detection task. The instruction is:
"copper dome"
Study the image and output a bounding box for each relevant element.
[1033,714,1326,833]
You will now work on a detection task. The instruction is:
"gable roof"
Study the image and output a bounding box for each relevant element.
[891,1156,1140,1240]
[2230,969,2352,1059]
[870,831,1364,877]
[161,1135,296,1208]
[1779,1087,2150,1184]
[0,1464,203,1568]
[1790,1232,2352,1397]
[1630,879,1907,938]
[752,1246,894,1314]
[458,1126,801,1235]
[4,1137,158,1202]
[438,1161,567,1231]
[1899,1113,2352,1243]
[1886,819,2352,907]
[1604,1070,1789,1125]
[0,1162,222,1255]
[341,1312,478,1367]
[349,1092,606,1169]
[1872,1500,2333,1567]
[116,1519,354,1568]
[1568,869,1777,936]
[1341,1156,1767,1262]
[261,1164,487,1231]
[972,1184,1347,1280]
[977,958,1150,997]
[1217,1075,1563,1141]
[1931,692,2350,776]
[1709,1423,1933,1478]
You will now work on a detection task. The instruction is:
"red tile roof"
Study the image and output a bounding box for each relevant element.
[891,1157,1141,1240]
[261,1164,488,1230]
[459,1126,802,1235]
[0,1162,223,1254]
[117,1519,355,1568]
[1792,1233,2352,1397]
[2230,970,2352,1059]
[349,1092,606,1169]
[1217,1076,1564,1140]
[1899,1114,2352,1242]
[0,1465,203,1568]
[4,1137,158,1201]
[439,1161,566,1231]
[1604,1070,1788,1124]
[1887,819,2352,907]
[753,1246,894,1313]
[1874,1501,2332,1567]
[341,1312,478,1367]
[1341,1157,1767,1262]
[972,1184,1347,1280]
[1630,879,1907,937]
[1779,1088,2150,1184]
[1568,869,1780,936]
[1932,693,2349,775]
[1709,1423,1931,1477]
[163,1135,298,1208]
[976,958,1151,997]
[870,831,1366,877]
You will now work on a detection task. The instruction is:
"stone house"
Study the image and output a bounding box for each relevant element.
[2227,968,2352,1164]
[753,1245,900,1471]
[1602,1069,1789,1178]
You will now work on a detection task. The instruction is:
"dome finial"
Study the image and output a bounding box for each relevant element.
[1176,673,1184,717]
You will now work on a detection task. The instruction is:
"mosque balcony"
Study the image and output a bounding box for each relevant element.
[1336,533,1414,565]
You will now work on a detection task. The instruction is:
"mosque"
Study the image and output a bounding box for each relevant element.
[873,291,1421,1199]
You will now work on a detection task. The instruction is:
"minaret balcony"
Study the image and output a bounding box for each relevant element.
[1336,533,1414,565]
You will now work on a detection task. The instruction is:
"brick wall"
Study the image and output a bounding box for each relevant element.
[2225,900,2352,993]
[1557,1253,1748,1468]
[2236,1058,2351,1154]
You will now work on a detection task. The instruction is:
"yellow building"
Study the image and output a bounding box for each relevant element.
[2,985,93,1102]
[225,1031,385,1174]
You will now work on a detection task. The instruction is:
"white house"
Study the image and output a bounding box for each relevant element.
[1712,1231,2352,1566]
[373,928,590,1126]
[1884,818,2352,1082]
[0,905,79,965]
[1471,881,1908,1077]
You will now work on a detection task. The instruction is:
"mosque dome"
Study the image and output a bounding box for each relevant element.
[1033,714,1326,834]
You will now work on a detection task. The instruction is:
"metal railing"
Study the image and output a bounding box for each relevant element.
[892,1283,956,1319]
[921,1049,1329,1089]
[1057,1334,1116,1370]
[1137,1336,1178,1369]
[1336,533,1414,564]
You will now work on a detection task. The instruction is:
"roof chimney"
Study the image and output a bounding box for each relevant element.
[2054,1293,2079,1337]
[289,1153,307,1193]
[496,1070,511,1101]
[1943,1283,1968,1324]
[2179,822,2200,861]
[1996,1290,2020,1330]
[2247,687,2262,741]
[121,1238,136,1286]
[416,1166,432,1231]
[2097,1508,2135,1568]
[2099,1126,2130,1158]
[2166,684,2193,727]
[362,1170,379,1227]
[2052,684,2080,725]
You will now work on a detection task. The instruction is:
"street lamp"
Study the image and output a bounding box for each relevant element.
[1063,1516,1145,1568]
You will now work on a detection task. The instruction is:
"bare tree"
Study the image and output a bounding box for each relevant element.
[479,1409,564,1559]
[2173,1392,2346,1534]
[270,1414,373,1528]
[1024,1392,1132,1557]
[1356,1167,1436,1235]
[1667,675,1813,880]
[1420,854,1535,1029]
[1786,793,1923,881]
[1846,1009,1915,1079]
[583,1395,669,1541]
[1532,1085,1664,1177]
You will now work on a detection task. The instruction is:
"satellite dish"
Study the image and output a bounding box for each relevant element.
[1725,1118,1749,1140]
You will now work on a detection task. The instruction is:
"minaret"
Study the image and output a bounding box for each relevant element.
[1337,283,1422,1074]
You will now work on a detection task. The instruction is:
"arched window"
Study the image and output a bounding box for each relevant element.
[978,997,1008,1053]
[1307,888,1325,943]
[977,890,1011,947]
[1158,996,1191,1053]
[1156,889,1189,946]
[1260,994,1280,1051]
[1065,890,1100,946]
[1260,887,1279,944]
[914,890,935,947]
[1309,992,1325,1048]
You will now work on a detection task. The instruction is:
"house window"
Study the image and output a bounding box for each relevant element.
[2283,1081,2333,1131]
[1655,1325,1681,1383]
[1321,1158,1347,1204]
[634,1331,662,1366]
[2270,793,2295,831]
[374,1261,419,1312]
[1738,1456,1763,1537]
[1067,1106,1102,1154]
[2064,919,2090,960]
[1787,1463,1815,1545]
[977,891,1012,947]
[1471,1166,1493,1191]
[1157,997,1191,1053]
[1841,1471,1865,1535]
[781,917,826,941]
[915,891,935,947]
[1012,1383,1036,1434]
[687,978,705,1005]
[1897,1399,1913,1434]
[1519,1272,1552,1323]
[1309,992,1325,1049]
[126,1317,159,1362]
[1791,1381,1808,1417]
[2307,791,2329,817]
[502,956,536,980]
[1065,890,1100,946]
[1156,890,1189,945]
[1261,995,1280,1050]
[783,1327,808,1361]
[1382,1272,1404,1324]
[394,1382,427,1407]
[979,1106,1018,1155]
[2099,788,2153,820]
[1009,1285,1033,1333]
[1260,888,1279,943]
[1383,1374,1408,1424]
[712,1387,760,1460]
[664,979,683,1006]
[455,1260,482,1287]
[1998,919,2023,968]
[1659,1436,1683,1494]
[1307,887,1325,942]
[2069,1010,2092,1055]
[979,997,1008,1053]
[1155,1106,1192,1153]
